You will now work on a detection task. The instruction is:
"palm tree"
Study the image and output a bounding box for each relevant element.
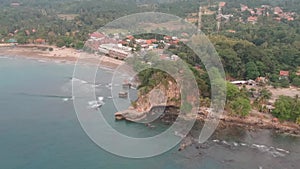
[255,88,272,113]
[260,88,272,104]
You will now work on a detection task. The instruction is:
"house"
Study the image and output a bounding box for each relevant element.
[279,70,289,79]
[164,36,172,41]
[247,16,258,23]
[219,2,226,7]
[99,44,131,60]
[90,32,105,40]
[227,29,236,33]
[249,9,255,15]
[146,40,153,45]
[34,38,46,44]
[279,70,290,80]
[146,39,157,45]
[274,17,281,22]
[274,7,283,15]
[256,8,264,16]
[126,35,134,40]
[170,39,179,45]
[88,32,118,50]
[256,77,268,85]
[280,70,289,77]
[286,16,294,21]
[240,4,248,12]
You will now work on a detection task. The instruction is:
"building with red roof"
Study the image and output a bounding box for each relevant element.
[280,70,289,77]
[219,2,226,7]
[90,32,105,40]
[34,38,46,44]
[247,16,258,23]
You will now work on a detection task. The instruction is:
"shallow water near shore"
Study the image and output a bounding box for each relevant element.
[0,57,300,169]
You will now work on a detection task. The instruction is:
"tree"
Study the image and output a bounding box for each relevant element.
[279,78,290,88]
[226,82,240,102]
[245,61,260,80]
[218,48,243,78]
[75,41,84,49]
[272,95,300,122]
[56,38,65,48]
[230,97,251,117]
[292,77,300,87]
[226,82,251,117]
[256,88,272,105]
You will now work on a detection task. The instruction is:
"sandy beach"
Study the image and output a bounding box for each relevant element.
[0,44,124,69]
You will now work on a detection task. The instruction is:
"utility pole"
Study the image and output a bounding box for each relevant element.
[198,6,202,32]
[217,3,222,32]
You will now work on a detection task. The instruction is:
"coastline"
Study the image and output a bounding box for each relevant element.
[2,45,300,137]
[197,110,300,136]
[0,45,124,69]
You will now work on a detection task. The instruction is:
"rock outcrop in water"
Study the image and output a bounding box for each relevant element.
[115,79,181,122]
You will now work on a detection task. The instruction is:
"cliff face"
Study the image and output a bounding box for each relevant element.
[115,78,181,121]
[134,79,181,113]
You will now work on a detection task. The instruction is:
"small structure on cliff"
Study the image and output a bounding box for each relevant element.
[119,92,128,98]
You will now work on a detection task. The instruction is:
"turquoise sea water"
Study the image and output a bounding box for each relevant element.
[0,56,300,169]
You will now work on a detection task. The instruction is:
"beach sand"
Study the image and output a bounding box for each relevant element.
[0,45,124,69]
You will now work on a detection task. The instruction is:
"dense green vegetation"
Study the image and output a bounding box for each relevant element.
[226,82,251,116]
[272,95,300,123]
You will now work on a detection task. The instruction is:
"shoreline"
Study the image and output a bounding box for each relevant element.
[2,45,300,136]
[197,112,300,136]
[116,107,300,137]
[0,45,124,69]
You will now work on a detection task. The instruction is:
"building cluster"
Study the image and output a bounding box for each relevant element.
[1,28,46,45]
[273,7,295,21]
[241,4,295,24]
[241,4,270,24]
[186,2,297,32]
[87,32,184,61]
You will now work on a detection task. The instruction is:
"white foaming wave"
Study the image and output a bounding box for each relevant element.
[71,77,89,84]
[212,140,290,157]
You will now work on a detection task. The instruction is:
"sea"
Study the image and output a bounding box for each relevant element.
[0,56,300,169]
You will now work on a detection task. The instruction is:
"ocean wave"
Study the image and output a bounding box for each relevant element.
[71,77,89,84]
[212,140,290,158]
